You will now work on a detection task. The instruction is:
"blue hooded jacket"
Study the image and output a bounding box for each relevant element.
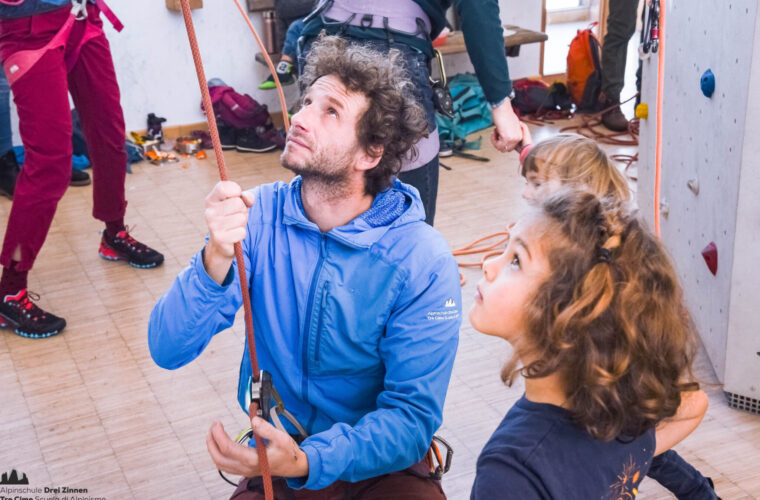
[148,177,461,489]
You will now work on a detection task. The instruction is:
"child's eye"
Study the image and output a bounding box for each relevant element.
[302,98,311,106]
[510,254,520,269]
[327,107,338,117]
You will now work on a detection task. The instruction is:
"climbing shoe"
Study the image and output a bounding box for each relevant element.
[0,289,66,338]
[71,168,91,186]
[0,149,20,199]
[99,228,164,269]
[258,61,295,90]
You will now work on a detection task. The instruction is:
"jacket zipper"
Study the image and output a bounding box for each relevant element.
[300,234,327,414]
[313,284,328,363]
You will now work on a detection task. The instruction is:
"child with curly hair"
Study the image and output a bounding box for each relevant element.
[469,188,711,499]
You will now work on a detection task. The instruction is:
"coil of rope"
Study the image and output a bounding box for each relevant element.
[178,1,291,498]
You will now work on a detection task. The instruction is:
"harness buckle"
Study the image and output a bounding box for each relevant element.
[71,0,87,20]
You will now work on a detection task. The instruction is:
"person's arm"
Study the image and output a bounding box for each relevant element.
[654,389,709,456]
[289,252,462,490]
[148,181,257,370]
[452,0,523,151]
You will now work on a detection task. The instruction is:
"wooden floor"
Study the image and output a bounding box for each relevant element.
[1,119,758,499]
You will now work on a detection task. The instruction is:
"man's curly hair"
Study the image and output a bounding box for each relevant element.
[299,34,429,196]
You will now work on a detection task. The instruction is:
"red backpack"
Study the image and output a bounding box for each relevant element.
[566,23,602,111]
[203,85,271,129]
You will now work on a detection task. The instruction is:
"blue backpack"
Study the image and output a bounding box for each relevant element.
[435,73,493,147]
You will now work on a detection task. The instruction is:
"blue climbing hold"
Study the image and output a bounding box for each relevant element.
[701,69,715,98]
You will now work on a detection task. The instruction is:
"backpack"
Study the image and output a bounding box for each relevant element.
[511,78,574,116]
[435,73,493,146]
[204,85,271,129]
[566,23,602,111]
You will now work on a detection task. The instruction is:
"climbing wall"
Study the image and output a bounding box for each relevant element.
[637,0,760,411]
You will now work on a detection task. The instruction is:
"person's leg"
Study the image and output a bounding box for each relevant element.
[398,156,439,226]
[259,18,303,90]
[647,450,719,500]
[0,66,19,199]
[600,0,638,131]
[351,462,446,500]
[230,476,347,500]
[0,18,71,337]
[66,5,163,269]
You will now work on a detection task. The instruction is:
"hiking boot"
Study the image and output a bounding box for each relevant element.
[235,128,276,153]
[218,123,237,150]
[99,228,164,268]
[0,289,66,338]
[600,97,629,132]
[0,149,20,199]
[71,168,91,186]
[258,61,295,90]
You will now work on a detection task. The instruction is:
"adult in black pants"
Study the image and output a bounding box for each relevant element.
[298,0,523,226]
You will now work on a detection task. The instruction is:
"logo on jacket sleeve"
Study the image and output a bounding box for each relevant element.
[426,298,460,321]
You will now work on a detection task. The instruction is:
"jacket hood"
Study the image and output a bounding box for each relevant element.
[282,176,426,248]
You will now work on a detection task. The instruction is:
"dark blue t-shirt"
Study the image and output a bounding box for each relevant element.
[471,396,655,500]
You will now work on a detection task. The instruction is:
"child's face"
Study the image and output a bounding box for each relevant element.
[469,213,552,344]
[522,170,562,203]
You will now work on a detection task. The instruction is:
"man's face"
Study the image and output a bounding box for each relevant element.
[281,75,370,185]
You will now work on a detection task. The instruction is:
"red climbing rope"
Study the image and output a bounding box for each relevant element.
[178,1,278,498]
[559,94,640,146]
[654,0,666,237]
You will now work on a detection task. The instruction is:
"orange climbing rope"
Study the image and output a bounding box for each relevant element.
[452,225,513,285]
[654,0,665,237]
[178,1,292,498]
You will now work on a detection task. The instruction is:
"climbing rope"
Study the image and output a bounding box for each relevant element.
[452,225,513,285]
[654,0,665,237]
[179,1,293,498]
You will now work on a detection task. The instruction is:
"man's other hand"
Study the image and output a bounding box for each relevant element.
[206,418,309,479]
[490,99,523,152]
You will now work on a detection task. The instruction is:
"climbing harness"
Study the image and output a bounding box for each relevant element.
[2,0,123,86]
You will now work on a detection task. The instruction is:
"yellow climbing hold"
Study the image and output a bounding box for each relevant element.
[635,103,649,119]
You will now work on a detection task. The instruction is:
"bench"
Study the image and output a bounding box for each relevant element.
[436,25,548,58]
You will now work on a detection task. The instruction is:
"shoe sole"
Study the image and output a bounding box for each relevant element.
[0,189,12,200]
[235,144,277,153]
[70,178,92,187]
[99,250,163,269]
[439,150,453,158]
[0,313,62,339]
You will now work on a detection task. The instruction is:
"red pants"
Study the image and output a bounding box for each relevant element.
[0,4,127,271]
[230,461,447,500]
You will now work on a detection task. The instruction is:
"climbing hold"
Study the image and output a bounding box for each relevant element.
[701,69,715,98]
[687,179,700,195]
[635,103,649,119]
[701,242,718,275]
[659,200,670,218]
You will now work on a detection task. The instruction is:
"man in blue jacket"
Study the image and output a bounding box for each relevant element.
[149,35,461,499]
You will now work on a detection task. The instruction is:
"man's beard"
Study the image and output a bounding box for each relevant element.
[281,142,357,198]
